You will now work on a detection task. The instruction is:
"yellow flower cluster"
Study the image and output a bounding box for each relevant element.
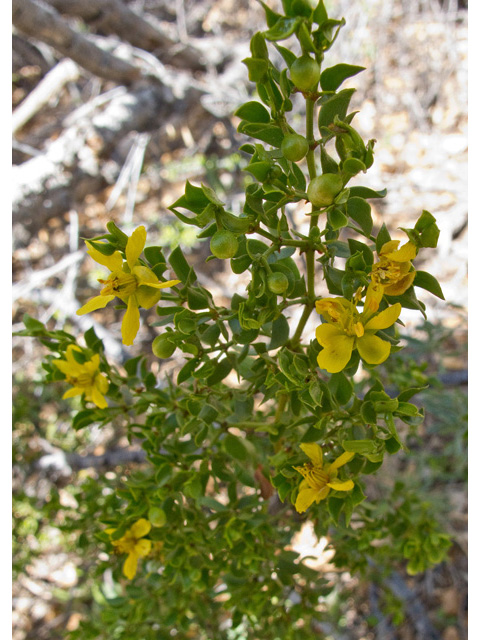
[314,237,417,374]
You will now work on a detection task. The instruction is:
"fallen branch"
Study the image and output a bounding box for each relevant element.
[13,0,141,85]
[45,0,206,70]
[13,58,80,135]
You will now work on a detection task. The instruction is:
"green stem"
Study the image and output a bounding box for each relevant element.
[290,97,320,346]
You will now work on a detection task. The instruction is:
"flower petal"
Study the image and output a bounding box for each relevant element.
[86,243,123,271]
[327,451,355,473]
[126,226,146,270]
[383,271,415,296]
[315,322,344,347]
[130,518,152,539]
[357,333,391,365]
[382,241,417,262]
[54,360,78,376]
[77,294,115,316]
[295,488,319,513]
[90,385,108,409]
[135,539,152,557]
[364,303,401,331]
[314,486,330,502]
[62,387,84,399]
[317,334,355,374]
[122,296,140,346]
[123,552,138,580]
[299,443,323,466]
[327,479,354,491]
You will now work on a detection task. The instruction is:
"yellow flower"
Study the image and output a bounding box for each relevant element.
[108,518,152,580]
[53,345,109,408]
[77,226,180,346]
[365,239,417,313]
[294,443,355,513]
[315,297,401,373]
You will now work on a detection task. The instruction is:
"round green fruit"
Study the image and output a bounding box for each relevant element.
[210,230,239,259]
[290,56,321,92]
[152,335,176,358]
[281,134,309,162]
[148,506,167,528]
[307,174,343,207]
[267,272,289,295]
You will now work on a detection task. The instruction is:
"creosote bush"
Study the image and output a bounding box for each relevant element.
[17,1,450,638]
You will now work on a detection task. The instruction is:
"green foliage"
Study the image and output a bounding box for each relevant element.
[14,2,456,638]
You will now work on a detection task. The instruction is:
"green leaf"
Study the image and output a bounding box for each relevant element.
[244,161,272,182]
[346,197,373,235]
[413,271,445,300]
[269,314,290,350]
[250,31,269,59]
[224,434,248,461]
[375,223,392,253]
[327,207,348,230]
[313,0,328,25]
[318,89,356,132]
[264,17,301,41]
[342,439,376,454]
[234,101,271,124]
[22,314,45,333]
[144,245,165,266]
[273,43,297,68]
[349,186,387,199]
[187,287,210,310]
[320,64,365,92]
[197,496,228,512]
[258,1,282,27]
[73,409,100,430]
[206,359,233,385]
[177,358,199,384]
[327,496,344,524]
[348,238,374,266]
[238,122,284,147]
[242,57,269,83]
[169,245,195,283]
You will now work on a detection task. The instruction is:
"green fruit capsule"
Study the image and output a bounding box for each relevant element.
[267,272,289,294]
[307,174,343,207]
[152,335,176,358]
[281,134,309,162]
[148,506,167,528]
[290,56,321,92]
[210,230,239,259]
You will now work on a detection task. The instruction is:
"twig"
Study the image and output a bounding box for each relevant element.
[12,58,80,135]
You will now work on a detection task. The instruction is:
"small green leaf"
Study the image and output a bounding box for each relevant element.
[224,434,248,461]
[177,358,200,384]
[320,64,365,92]
[169,246,195,283]
[269,314,290,350]
[349,186,387,199]
[375,223,392,253]
[327,207,348,230]
[242,57,269,83]
[73,409,100,430]
[347,197,373,235]
[413,271,445,300]
[318,89,356,132]
[206,359,233,385]
[342,439,376,454]
[234,101,271,124]
[264,17,301,41]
